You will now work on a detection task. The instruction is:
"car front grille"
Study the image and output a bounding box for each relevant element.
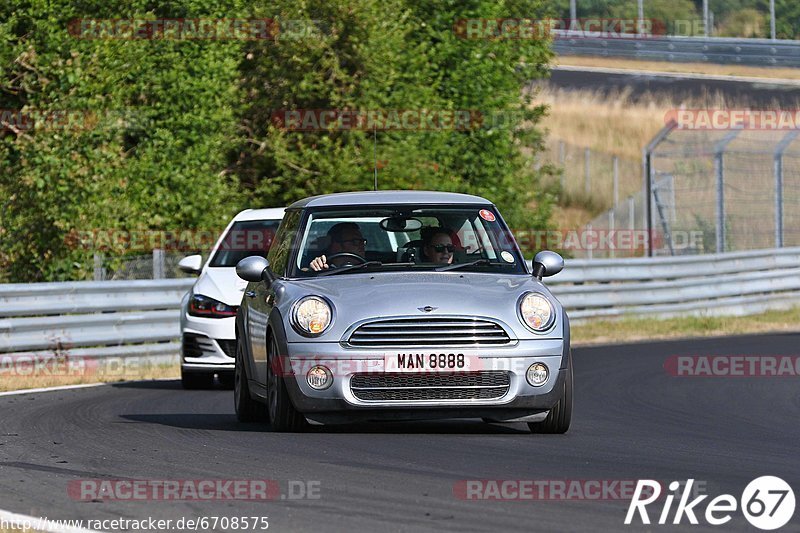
[346,317,512,347]
[350,371,511,402]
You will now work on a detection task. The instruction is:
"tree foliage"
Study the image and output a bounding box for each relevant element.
[1,0,554,282]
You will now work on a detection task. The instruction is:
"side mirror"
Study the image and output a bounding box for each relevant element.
[236,256,273,283]
[178,254,203,275]
[532,250,564,280]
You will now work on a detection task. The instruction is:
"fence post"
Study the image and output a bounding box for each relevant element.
[643,121,678,257]
[153,248,165,279]
[93,253,105,281]
[584,148,591,196]
[773,131,799,248]
[713,129,741,253]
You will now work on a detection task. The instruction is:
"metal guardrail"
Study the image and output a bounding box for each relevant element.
[547,247,800,320]
[1,247,800,360]
[0,278,193,359]
[552,31,800,67]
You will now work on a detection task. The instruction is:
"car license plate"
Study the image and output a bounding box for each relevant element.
[385,353,473,372]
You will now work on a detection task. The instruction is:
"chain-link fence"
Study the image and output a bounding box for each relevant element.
[645,126,800,256]
[540,138,641,213]
[92,250,197,280]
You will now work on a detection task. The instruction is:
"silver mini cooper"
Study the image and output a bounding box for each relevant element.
[234,191,571,433]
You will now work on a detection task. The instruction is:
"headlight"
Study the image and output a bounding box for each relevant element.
[291,296,332,336]
[188,294,238,318]
[518,292,555,332]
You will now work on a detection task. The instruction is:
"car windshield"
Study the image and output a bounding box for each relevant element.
[209,219,281,267]
[291,206,526,276]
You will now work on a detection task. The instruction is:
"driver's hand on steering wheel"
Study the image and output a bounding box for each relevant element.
[310,255,330,271]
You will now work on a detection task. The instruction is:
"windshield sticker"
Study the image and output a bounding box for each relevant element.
[479,209,496,222]
[501,251,515,263]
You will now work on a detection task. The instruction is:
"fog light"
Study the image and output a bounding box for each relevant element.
[526,363,549,387]
[306,366,332,390]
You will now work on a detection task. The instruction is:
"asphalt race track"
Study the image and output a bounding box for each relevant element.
[1,332,798,532]
[547,68,800,107]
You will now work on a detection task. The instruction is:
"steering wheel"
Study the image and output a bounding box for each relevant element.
[325,252,367,267]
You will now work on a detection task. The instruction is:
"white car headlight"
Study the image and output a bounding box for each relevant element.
[518,292,555,332]
[291,296,332,336]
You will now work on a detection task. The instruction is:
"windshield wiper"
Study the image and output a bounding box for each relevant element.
[317,261,415,277]
[317,261,383,276]
[435,259,507,272]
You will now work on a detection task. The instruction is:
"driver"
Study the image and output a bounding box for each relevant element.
[309,222,367,271]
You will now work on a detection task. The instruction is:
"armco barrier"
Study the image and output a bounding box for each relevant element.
[2,247,800,360]
[552,31,800,68]
[0,278,194,360]
[546,247,800,320]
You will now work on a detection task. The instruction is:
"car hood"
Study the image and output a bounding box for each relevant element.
[193,267,250,306]
[275,271,564,343]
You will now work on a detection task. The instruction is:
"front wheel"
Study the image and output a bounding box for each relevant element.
[528,360,573,434]
[234,340,265,422]
[267,334,307,432]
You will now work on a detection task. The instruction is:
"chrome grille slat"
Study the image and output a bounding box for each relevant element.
[348,317,511,347]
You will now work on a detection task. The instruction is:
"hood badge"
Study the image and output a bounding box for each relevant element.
[418,306,438,313]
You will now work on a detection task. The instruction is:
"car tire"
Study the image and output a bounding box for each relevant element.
[528,357,573,435]
[267,334,307,432]
[234,340,265,422]
[181,369,214,390]
[218,372,235,390]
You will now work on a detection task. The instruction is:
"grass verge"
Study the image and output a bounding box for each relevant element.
[572,307,800,346]
[0,361,180,393]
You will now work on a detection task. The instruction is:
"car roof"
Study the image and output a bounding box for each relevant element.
[231,207,286,222]
[287,190,493,210]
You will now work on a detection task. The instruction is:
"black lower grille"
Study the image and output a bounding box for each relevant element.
[216,339,236,358]
[350,371,510,402]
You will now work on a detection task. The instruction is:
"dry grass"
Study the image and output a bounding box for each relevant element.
[572,307,800,346]
[0,361,180,393]
[556,56,800,82]
[533,86,679,161]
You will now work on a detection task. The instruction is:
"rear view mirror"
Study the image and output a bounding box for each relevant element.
[532,251,564,280]
[380,216,422,232]
[236,255,273,283]
[178,254,203,275]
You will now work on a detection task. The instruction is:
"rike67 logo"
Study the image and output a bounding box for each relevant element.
[626,477,795,530]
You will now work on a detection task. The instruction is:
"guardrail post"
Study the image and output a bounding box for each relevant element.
[153,248,165,279]
[773,131,799,248]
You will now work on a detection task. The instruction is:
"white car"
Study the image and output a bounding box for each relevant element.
[178,208,285,389]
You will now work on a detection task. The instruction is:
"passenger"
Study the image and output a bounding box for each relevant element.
[420,227,455,265]
[309,222,367,271]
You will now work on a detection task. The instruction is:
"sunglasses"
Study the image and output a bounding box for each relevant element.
[338,238,367,246]
[431,244,455,253]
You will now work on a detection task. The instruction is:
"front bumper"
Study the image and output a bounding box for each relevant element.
[181,315,236,373]
[280,339,566,422]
